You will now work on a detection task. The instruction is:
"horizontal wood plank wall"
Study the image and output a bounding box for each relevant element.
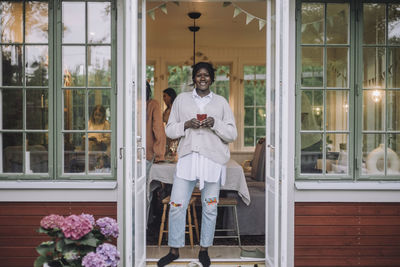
[0,202,117,267]
[295,202,400,267]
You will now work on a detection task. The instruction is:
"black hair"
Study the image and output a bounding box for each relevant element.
[163,88,177,104]
[146,81,151,101]
[192,62,215,84]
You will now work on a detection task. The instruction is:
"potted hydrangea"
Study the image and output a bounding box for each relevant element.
[34,213,120,267]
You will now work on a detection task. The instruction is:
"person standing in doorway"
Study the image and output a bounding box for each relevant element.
[146,82,166,224]
[158,62,237,267]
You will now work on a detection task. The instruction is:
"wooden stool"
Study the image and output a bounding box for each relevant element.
[158,195,200,248]
[214,197,241,246]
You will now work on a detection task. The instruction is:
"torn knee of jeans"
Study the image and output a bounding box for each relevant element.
[169,201,182,207]
[204,197,218,206]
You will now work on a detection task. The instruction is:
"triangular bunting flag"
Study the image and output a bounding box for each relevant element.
[233,7,241,18]
[301,24,307,32]
[223,2,232,7]
[173,1,180,6]
[149,10,155,20]
[160,4,167,14]
[259,20,266,30]
[246,14,255,24]
[312,21,320,32]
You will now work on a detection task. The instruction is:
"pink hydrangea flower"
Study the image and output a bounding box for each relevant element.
[60,215,93,240]
[40,214,65,229]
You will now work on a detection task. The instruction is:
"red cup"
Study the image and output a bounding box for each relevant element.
[197,114,207,121]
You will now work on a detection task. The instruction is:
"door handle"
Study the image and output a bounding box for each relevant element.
[137,146,145,159]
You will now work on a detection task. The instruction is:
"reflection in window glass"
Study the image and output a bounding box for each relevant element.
[326,133,348,175]
[88,2,111,44]
[62,46,85,87]
[27,133,48,173]
[210,65,230,101]
[301,133,322,174]
[388,91,400,131]
[301,3,324,44]
[327,4,349,44]
[362,134,384,175]
[363,90,385,131]
[301,90,323,131]
[26,45,48,86]
[327,47,348,88]
[363,47,385,89]
[0,1,23,43]
[2,133,23,173]
[388,48,400,88]
[27,90,48,130]
[389,4,400,45]
[146,65,155,95]
[2,89,23,130]
[243,65,266,147]
[363,4,386,45]
[64,132,85,174]
[62,2,85,44]
[64,90,85,130]
[301,47,323,87]
[1,45,23,86]
[326,91,348,131]
[88,46,111,87]
[388,134,400,175]
[25,1,48,43]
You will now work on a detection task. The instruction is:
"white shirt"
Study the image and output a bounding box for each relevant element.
[175,89,227,190]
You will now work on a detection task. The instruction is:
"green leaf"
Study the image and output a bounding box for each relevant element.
[34,256,47,267]
[36,241,55,257]
[56,239,65,252]
[64,238,77,245]
[79,236,98,247]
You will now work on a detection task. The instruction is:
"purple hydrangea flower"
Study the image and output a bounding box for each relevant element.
[82,252,106,267]
[40,214,65,229]
[96,243,120,267]
[80,213,95,226]
[60,215,93,240]
[96,217,119,238]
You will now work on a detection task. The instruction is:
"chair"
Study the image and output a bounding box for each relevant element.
[214,197,241,246]
[241,137,266,182]
[158,195,200,248]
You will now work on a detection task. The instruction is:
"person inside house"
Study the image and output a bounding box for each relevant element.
[158,62,237,267]
[87,105,111,153]
[162,87,179,159]
[146,81,166,225]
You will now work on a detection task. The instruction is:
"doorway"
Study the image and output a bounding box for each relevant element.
[145,0,267,264]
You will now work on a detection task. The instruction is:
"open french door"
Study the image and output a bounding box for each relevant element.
[122,0,147,266]
[265,0,291,266]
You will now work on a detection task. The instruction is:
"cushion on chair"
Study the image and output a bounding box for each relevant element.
[249,138,266,182]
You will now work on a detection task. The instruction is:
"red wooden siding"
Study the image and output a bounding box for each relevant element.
[0,202,117,267]
[295,202,400,267]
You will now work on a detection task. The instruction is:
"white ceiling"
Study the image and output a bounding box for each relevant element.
[146,1,266,49]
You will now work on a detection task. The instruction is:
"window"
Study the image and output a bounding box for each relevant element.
[243,65,266,147]
[0,0,115,179]
[167,64,230,100]
[146,64,155,95]
[296,1,400,179]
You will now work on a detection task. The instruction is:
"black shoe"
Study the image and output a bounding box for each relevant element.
[157,252,179,267]
[198,250,211,267]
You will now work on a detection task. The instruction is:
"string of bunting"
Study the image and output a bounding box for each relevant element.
[222,2,266,31]
[147,1,179,20]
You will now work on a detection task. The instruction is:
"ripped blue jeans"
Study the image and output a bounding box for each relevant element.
[168,176,220,248]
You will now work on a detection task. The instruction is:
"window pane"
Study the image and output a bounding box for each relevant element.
[256,107,266,126]
[301,3,324,44]
[244,83,254,106]
[89,133,110,173]
[167,65,192,94]
[388,134,400,175]
[2,89,22,129]
[211,65,230,101]
[27,133,48,173]
[327,4,349,44]
[244,107,254,126]
[301,47,323,87]
[0,2,23,43]
[1,45,23,86]
[26,45,48,86]
[2,133,22,173]
[62,2,85,44]
[62,46,85,87]
[25,1,48,43]
[256,128,265,141]
[326,133,348,175]
[362,134,384,175]
[388,48,400,88]
[27,89,48,130]
[64,132,85,174]
[301,90,323,130]
[388,90,400,131]
[363,90,385,131]
[146,65,155,93]
[244,128,254,147]
[255,81,266,106]
[88,2,111,44]
[244,65,255,75]
[327,47,348,88]
[326,90,348,131]
[301,133,322,174]
[363,4,386,44]
[363,47,386,89]
[389,4,400,45]
[64,90,85,130]
[88,46,111,87]
[89,90,111,128]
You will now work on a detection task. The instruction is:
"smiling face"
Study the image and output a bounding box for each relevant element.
[194,68,212,94]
